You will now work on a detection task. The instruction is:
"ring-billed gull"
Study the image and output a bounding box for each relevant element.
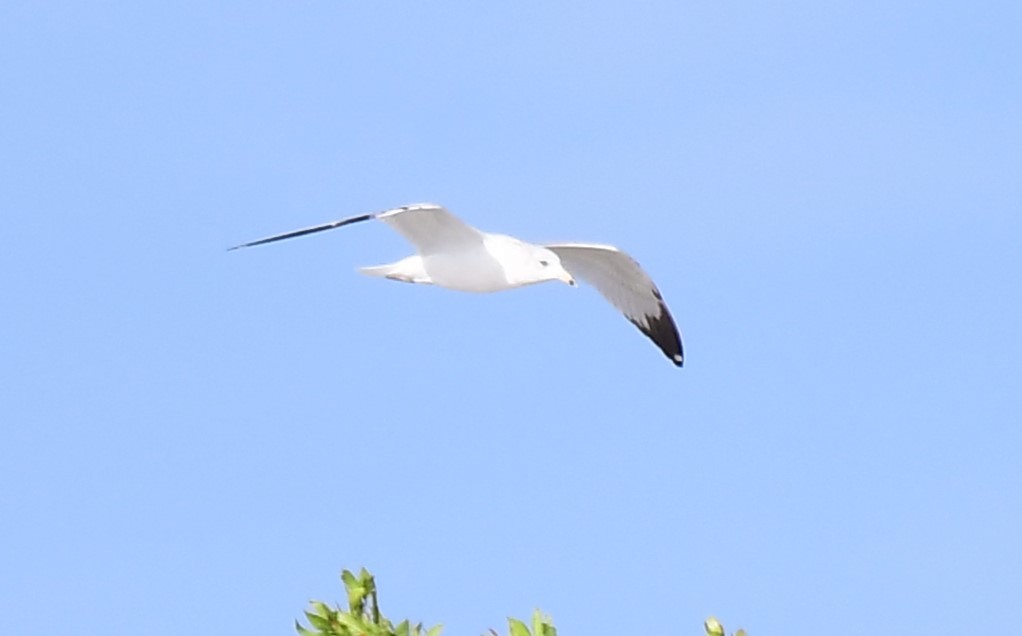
[231,203,684,366]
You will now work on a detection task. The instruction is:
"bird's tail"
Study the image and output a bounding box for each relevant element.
[357,263,397,278]
[358,256,431,285]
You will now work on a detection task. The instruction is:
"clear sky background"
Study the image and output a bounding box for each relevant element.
[2,2,1019,635]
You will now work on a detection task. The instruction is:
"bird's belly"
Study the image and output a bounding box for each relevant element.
[422,251,510,293]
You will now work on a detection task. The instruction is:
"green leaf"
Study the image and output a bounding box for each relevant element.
[295,619,319,636]
[508,617,531,636]
[704,616,724,636]
[530,610,554,636]
[333,611,370,632]
[305,611,332,631]
[360,569,380,624]
[395,619,410,636]
[425,624,444,636]
[734,629,747,636]
[309,601,333,619]
[340,570,367,613]
[346,585,367,613]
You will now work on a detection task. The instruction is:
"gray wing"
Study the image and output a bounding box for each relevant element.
[546,243,684,367]
[228,203,482,253]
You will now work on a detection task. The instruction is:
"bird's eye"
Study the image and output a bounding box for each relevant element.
[539,260,550,267]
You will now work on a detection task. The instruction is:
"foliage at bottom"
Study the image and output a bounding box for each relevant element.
[297,568,743,636]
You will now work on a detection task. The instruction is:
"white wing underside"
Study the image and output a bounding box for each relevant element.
[546,242,684,366]
[377,204,484,254]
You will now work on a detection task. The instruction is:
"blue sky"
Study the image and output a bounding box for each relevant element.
[2,2,1020,634]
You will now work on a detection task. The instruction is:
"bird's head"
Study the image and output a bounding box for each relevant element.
[496,238,577,288]
[533,247,576,287]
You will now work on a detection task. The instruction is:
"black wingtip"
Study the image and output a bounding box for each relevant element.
[227,212,376,253]
[630,306,684,368]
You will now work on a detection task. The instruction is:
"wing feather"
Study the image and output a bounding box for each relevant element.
[377,204,484,253]
[546,243,684,366]
[228,203,482,253]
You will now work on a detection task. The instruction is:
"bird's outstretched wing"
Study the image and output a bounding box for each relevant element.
[375,204,483,253]
[228,213,374,250]
[229,203,482,253]
[546,243,684,366]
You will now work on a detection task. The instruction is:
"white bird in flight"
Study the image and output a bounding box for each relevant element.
[230,203,684,366]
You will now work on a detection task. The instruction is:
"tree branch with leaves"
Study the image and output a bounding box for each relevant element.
[297,568,742,636]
